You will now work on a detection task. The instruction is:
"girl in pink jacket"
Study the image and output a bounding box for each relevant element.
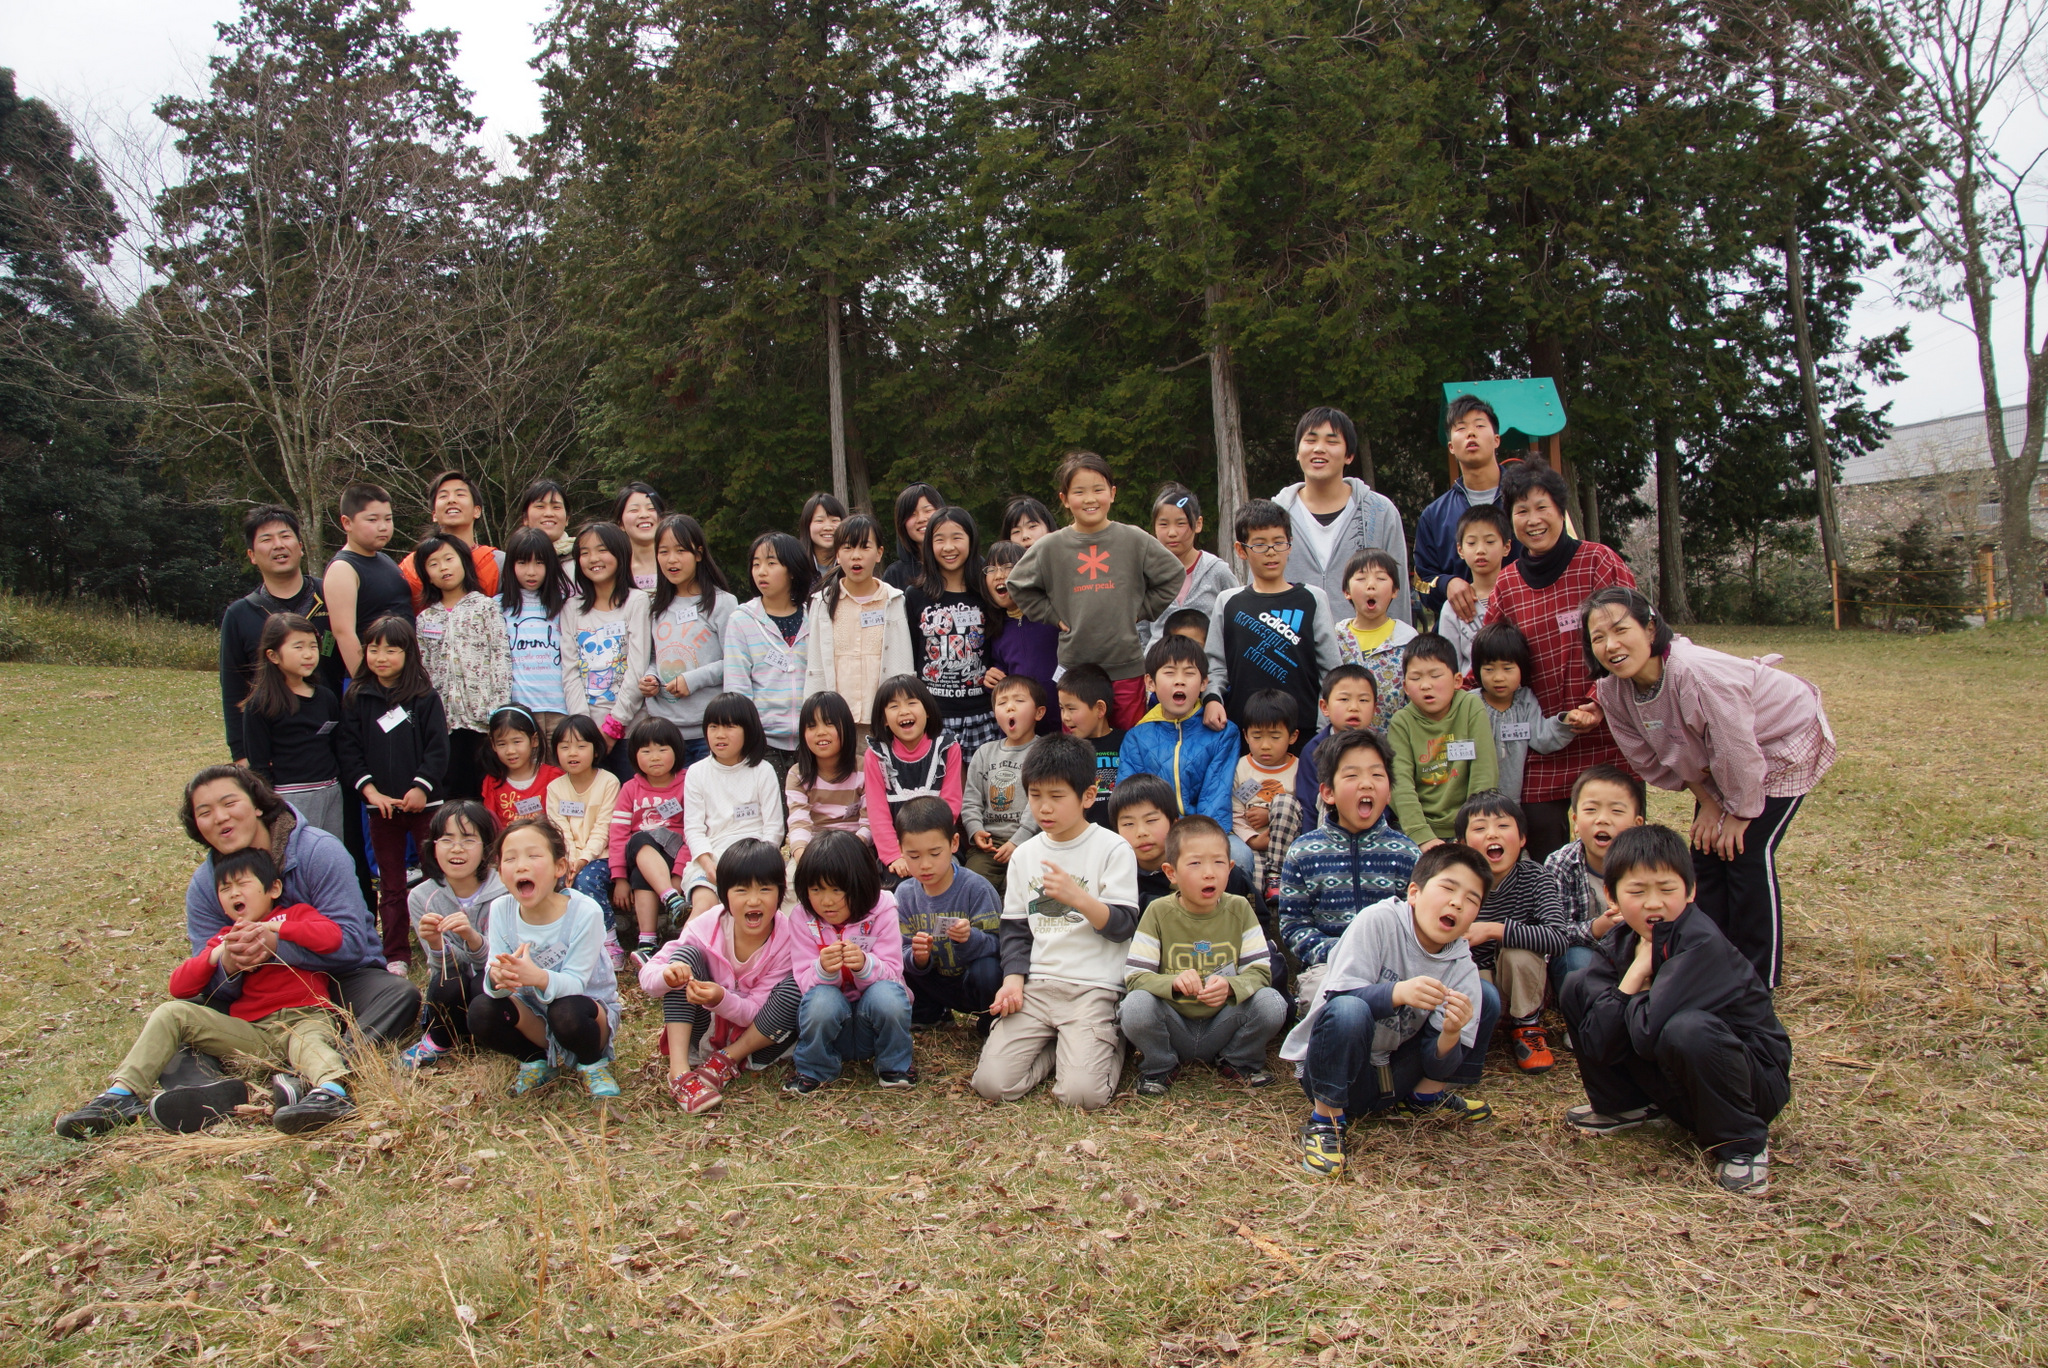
[785,831,914,1094]
[640,839,800,1115]
[1574,587,1835,988]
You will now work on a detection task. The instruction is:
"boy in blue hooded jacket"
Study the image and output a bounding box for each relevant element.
[1116,636,1253,883]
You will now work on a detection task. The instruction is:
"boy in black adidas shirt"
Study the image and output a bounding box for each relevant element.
[1202,499,1342,740]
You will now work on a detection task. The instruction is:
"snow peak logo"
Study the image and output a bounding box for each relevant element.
[1257,607,1304,645]
[1074,544,1115,594]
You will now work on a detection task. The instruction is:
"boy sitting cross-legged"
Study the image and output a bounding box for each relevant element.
[1120,815,1287,1096]
[1454,793,1569,1074]
[56,850,355,1139]
[1560,825,1791,1195]
[1281,843,1499,1177]
[1276,729,1419,1013]
[895,796,1003,1032]
[971,735,1141,1109]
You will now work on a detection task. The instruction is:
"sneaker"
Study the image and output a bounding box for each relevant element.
[55,1089,150,1140]
[1713,1148,1770,1195]
[1135,1071,1175,1098]
[1511,1024,1555,1073]
[510,1060,560,1096]
[149,1076,251,1134]
[1401,1090,1493,1122]
[877,1070,917,1089]
[1216,1061,1273,1088]
[396,1036,448,1071]
[578,1059,622,1099]
[273,1087,355,1134]
[782,1073,827,1097]
[670,1052,738,1114]
[1565,1102,1663,1134]
[385,960,410,977]
[269,1073,306,1109]
[1299,1114,1346,1177]
[630,943,659,972]
[603,938,626,971]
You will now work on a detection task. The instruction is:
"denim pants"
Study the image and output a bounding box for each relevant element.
[1300,978,1501,1113]
[1547,943,1596,1006]
[571,859,614,932]
[794,981,914,1082]
[905,958,1002,1023]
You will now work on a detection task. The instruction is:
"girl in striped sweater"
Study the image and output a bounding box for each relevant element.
[786,691,868,863]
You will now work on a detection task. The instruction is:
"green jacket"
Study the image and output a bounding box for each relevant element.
[1387,690,1501,841]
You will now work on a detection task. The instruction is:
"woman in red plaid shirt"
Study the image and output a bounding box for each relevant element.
[1481,464,1637,859]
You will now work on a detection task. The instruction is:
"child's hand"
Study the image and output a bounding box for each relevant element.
[1437,988,1474,1037]
[1197,975,1232,1008]
[993,842,1015,865]
[818,943,845,975]
[1202,699,1228,731]
[418,911,444,950]
[1563,702,1604,733]
[1464,921,1504,946]
[638,673,660,698]
[666,674,691,698]
[982,666,1007,688]
[911,931,933,967]
[889,857,911,877]
[567,855,586,875]
[945,918,973,944]
[402,786,429,813]
[662,961,693,989]
[1038,861,1084,908]
[1171,968,1204,997]
[1620,937,1655,995]
[684,979,724,1007]
[972,830,996,852]
[1391,975,1450,1012]
[363,784,398,819]
[1418,838,1444,853]
[1248,832,1269,851]
[990,978,1025,1016]
[1244,804,1271,831]
[840,943,866,975]
[610,879,631,912]
[491,943,545,990]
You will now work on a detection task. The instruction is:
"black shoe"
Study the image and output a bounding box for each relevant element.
[158,1046,230,1091]
[781,1073,827,1097]
[149,1077,251,1134]
[55,1089,150,1140]
[973,1013,996,1040]
[273,1087,356,1134]
[1135,1071,1174,1098]
[877,1070,917,1089]
[1216,1061,1273,1088]
[269,1073,308,1109]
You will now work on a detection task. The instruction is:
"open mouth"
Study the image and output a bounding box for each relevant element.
[1437,912,1460,933]
[514,876,538,899]
[1482,840,1507,866]
[1589,829,1614,848]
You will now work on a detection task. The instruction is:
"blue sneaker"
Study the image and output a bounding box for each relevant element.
[396,1036,448,1072]
[510,1060,560,1096]
[578,1059,621,1099]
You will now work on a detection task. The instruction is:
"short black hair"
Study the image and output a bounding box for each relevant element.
[870,674,945,741]
[482,705,547,779]
[1233,498,1290,545]
[501,526,574,617]
[796,691,858,786]
[1160,607,1210,640]
[1453,791,1526,842]
[338,483,391,520]
[1294,406,1358,462]
[411,532,481,596]
[1054,450,1114,493]
[1316,727,1393,792]
[241,504,301,548]
[1056,663,1115,715]
[1580,586,1674,680]
[551,712,609,765]
[419,800,498,885]
[1571,763,1646,815]
[1470,621,1534,686]
[1602,824,1696,895]
[1445,393,1500,434]
[427,469,480,509]
[795,829,883,920]
[1000,496,1056,541]
[993,672,1047,712]
[1503,461,1571,516]
[629,717,688,776]
[1163,814,1230,866]
[1454,503,1513,545]
[749,531,818,608]
[1143,633,1208,679]
[518,477,567,516]
[895,795,957,842]
[716,837,787,907]
[1341,547,1401,590]
[1319,662,1375,704]
[984,537,1025,570]
[1411,842,1494,898]
[1240,689,1298,732]
[702,692,768,767]
[1108,773,1179,823]
[1401,632,1461,676]
[213,847,281,891]
[1021,733,1095,800]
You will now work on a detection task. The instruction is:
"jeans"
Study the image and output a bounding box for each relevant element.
[571,859,614,931]
[793,982,913,1082]
[1119,987,1287,1073]
[1300,978,1502,1112]
[680,736,710,768]
[1547,943,1597,1006]
[904,958,1002,1023]
[1228,834,1257,890]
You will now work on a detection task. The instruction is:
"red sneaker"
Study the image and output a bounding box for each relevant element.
[1511,1024,1555,1073]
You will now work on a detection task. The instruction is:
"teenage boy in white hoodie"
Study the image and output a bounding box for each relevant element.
[1272,407,1413,626]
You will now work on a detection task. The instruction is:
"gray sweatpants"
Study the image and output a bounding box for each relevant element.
[1118,987,1287,1075]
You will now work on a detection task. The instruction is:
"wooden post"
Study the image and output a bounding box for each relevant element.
[1985,553,1997,620]
[1544,433,1562,473]
[1830,561,1841,631]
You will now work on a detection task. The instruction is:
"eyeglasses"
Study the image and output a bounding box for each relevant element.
[435,834,484,849]
[1242,540,1291,555]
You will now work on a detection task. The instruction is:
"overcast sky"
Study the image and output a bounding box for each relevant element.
[3,0,2036,429]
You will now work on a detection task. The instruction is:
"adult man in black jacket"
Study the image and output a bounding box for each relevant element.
[219,506,335,760]
[1560,825,1790,1195]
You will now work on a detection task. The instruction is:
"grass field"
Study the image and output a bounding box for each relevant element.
[0,626,2041,1367]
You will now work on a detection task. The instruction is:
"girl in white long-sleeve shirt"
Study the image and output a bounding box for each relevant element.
[679,693,786,914]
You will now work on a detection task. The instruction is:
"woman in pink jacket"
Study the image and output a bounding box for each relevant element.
[1574,587,1835,987]
[638,839,801,1114]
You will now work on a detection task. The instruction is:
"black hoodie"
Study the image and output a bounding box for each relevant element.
[1571,905,1790,1078]
[336,678,451,802]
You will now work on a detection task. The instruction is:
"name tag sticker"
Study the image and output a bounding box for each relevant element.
[1499,723,1532,742]
[766,650,791,673]
[376,706,409,733]
[1556,610,1580,634]
[558,801,586,818]
[316,720,337,735]
[859,608,886,629]
[1643,718,1664,730]
[515,796,544,816]
[1446,740,1478,762]
[655,798,682,818]
[679,605,700,623]
[733,801,761,820]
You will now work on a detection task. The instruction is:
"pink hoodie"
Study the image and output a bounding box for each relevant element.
[788,889,905,1002]
[636,905,796,1037]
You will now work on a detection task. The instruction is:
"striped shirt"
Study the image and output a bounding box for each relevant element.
[504,592,568,714]
[787,766,869,853]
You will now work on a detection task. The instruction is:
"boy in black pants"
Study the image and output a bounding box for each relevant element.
[1560,825,1791,1195]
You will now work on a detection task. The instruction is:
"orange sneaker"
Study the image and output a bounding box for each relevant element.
[1511,1024,1555,1073]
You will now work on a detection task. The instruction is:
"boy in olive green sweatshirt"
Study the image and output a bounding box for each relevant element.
[1387,634,1499,849]
[1118,815,1287,1095]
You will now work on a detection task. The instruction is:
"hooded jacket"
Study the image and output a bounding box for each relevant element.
[1273,477,1413,626]
[1115,704,1241,829]
[407,869,509,982]
[1139,551,1239,651]
[722,596,811,751]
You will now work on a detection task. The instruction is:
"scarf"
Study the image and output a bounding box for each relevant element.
[1517,534,1581,591]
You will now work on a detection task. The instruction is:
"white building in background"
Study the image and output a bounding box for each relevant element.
[1838,406,2045,553]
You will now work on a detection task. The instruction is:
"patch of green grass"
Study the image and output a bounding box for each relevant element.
[0,593,217,671]
[0,633,2043,1367]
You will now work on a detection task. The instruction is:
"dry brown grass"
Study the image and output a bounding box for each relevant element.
[0,627,2043,1367]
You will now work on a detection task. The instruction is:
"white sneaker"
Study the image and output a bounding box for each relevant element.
[385,960,410,977]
